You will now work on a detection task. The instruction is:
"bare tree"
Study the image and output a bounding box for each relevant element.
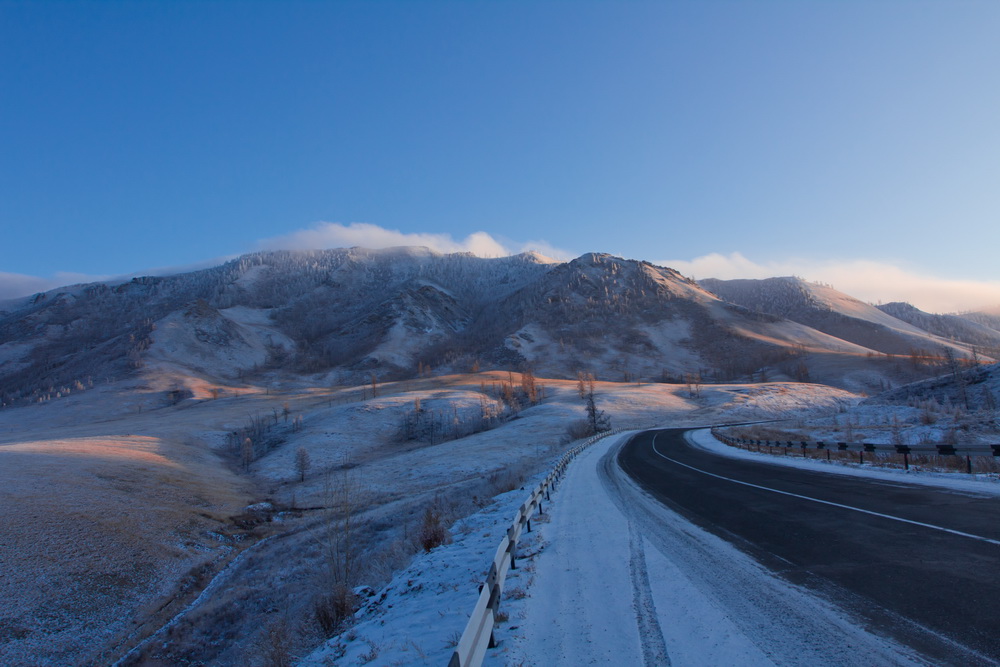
[294,446,311,482]
[520,368,539,405]
[684,372,701,398]
[315,471,363,635]
[581,373,610,434]
[943,348,970,410]
[241,437,255,471]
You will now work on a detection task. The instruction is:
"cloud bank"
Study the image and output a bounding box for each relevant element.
[0,271,110,302]
[659,252,1000,314]
[258,222,571,261]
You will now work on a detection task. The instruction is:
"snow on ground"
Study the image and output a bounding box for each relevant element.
[691,428,1000,495]
[494,433,926,667]
[0,374,865,665]
[300,411,940,666]
[0,431,249,665]
[719,384,1000,458]
[298,476,550,666]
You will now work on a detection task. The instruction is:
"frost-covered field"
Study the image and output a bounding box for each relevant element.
[297,382,857,667]
[723,363,1000,451]
[0,372,856,665]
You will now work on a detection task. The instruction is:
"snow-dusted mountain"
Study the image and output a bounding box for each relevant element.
[699,276,975,358]
[956,307,1000,336]
[1,248,992,405]
[876,301,1000,352]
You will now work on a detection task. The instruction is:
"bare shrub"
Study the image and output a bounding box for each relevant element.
[314,585,356,637]
[294,446,311,482]
[314,471,363,635]
[359,640,380,664]
[486,467,526,495]
[507,586,527,600]
[257,618,294,667]
[566,419,592,440]
[724,425,801,443]
[417,505,449,552]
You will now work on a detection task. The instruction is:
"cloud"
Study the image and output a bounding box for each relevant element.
[0,271,114,301]
[0,272,54,301]
[0,264,218,303]
[258,222,572,260]
[657,252,1000,314]
[0,222,569,301]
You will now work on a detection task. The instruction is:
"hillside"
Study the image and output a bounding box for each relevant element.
[876,301,1000,355]
[699,276,976,359]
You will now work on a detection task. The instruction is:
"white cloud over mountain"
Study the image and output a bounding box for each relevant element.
[258,222,570,261]
[0,271,109,302]
[660,252,1000,314]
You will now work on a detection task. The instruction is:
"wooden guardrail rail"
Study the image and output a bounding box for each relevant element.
[448,427,634,667]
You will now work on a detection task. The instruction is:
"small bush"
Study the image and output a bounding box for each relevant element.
[314,585,356,636]
[486,468,525,495]
[418,506,449,552]
[258,619,294,667]
[359,641,380,664]
[507,586,527,600]
[566,419,592,440]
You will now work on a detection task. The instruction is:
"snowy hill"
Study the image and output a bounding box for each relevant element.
[876,301,1000,353]
[700,276,975,358]
[956,308,1000,336]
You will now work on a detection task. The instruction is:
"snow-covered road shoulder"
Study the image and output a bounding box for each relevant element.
[494,429,927,666]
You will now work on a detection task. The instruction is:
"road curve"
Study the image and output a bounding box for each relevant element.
[619,428,1000,665]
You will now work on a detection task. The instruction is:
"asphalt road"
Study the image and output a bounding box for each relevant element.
[619,428,1000,666]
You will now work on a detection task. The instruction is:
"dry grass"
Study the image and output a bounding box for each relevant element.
[0,422,250,665]
[0,370,856,665]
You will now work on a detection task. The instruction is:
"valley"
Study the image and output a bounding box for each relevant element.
[1,247,998,665]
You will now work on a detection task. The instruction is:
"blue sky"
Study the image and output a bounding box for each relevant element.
[2,1,999,311]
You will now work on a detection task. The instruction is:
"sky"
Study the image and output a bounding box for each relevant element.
[2,0,999,312]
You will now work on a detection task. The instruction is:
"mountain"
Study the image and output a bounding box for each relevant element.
[699,276,974,359]
[956,308,1000,336]
[876,302,1000,355]
[0,249,987,405]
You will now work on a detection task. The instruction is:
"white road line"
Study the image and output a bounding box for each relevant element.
[649,432,1000,548]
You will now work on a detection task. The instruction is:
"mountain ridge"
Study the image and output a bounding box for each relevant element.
[1,247,994,406]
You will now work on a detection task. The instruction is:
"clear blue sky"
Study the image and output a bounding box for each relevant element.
[2,1,999,303]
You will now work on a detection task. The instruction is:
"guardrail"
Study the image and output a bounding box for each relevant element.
[712,429,1000,473]
[448,426,635,667]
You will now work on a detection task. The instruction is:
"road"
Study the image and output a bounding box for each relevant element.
[619,428,1000,665]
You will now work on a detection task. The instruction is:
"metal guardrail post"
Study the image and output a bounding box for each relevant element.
[894,444,911,470]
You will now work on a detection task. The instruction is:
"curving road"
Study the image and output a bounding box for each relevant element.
[619,428,1000,665]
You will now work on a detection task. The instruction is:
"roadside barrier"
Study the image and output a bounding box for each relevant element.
[712,429,1000,473]
[448,426,635,667]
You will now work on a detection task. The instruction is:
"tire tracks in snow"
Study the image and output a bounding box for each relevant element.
[602,433,934,667]
[599,444,671,666]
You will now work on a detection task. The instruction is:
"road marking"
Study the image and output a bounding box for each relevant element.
[649,432,1000,548]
